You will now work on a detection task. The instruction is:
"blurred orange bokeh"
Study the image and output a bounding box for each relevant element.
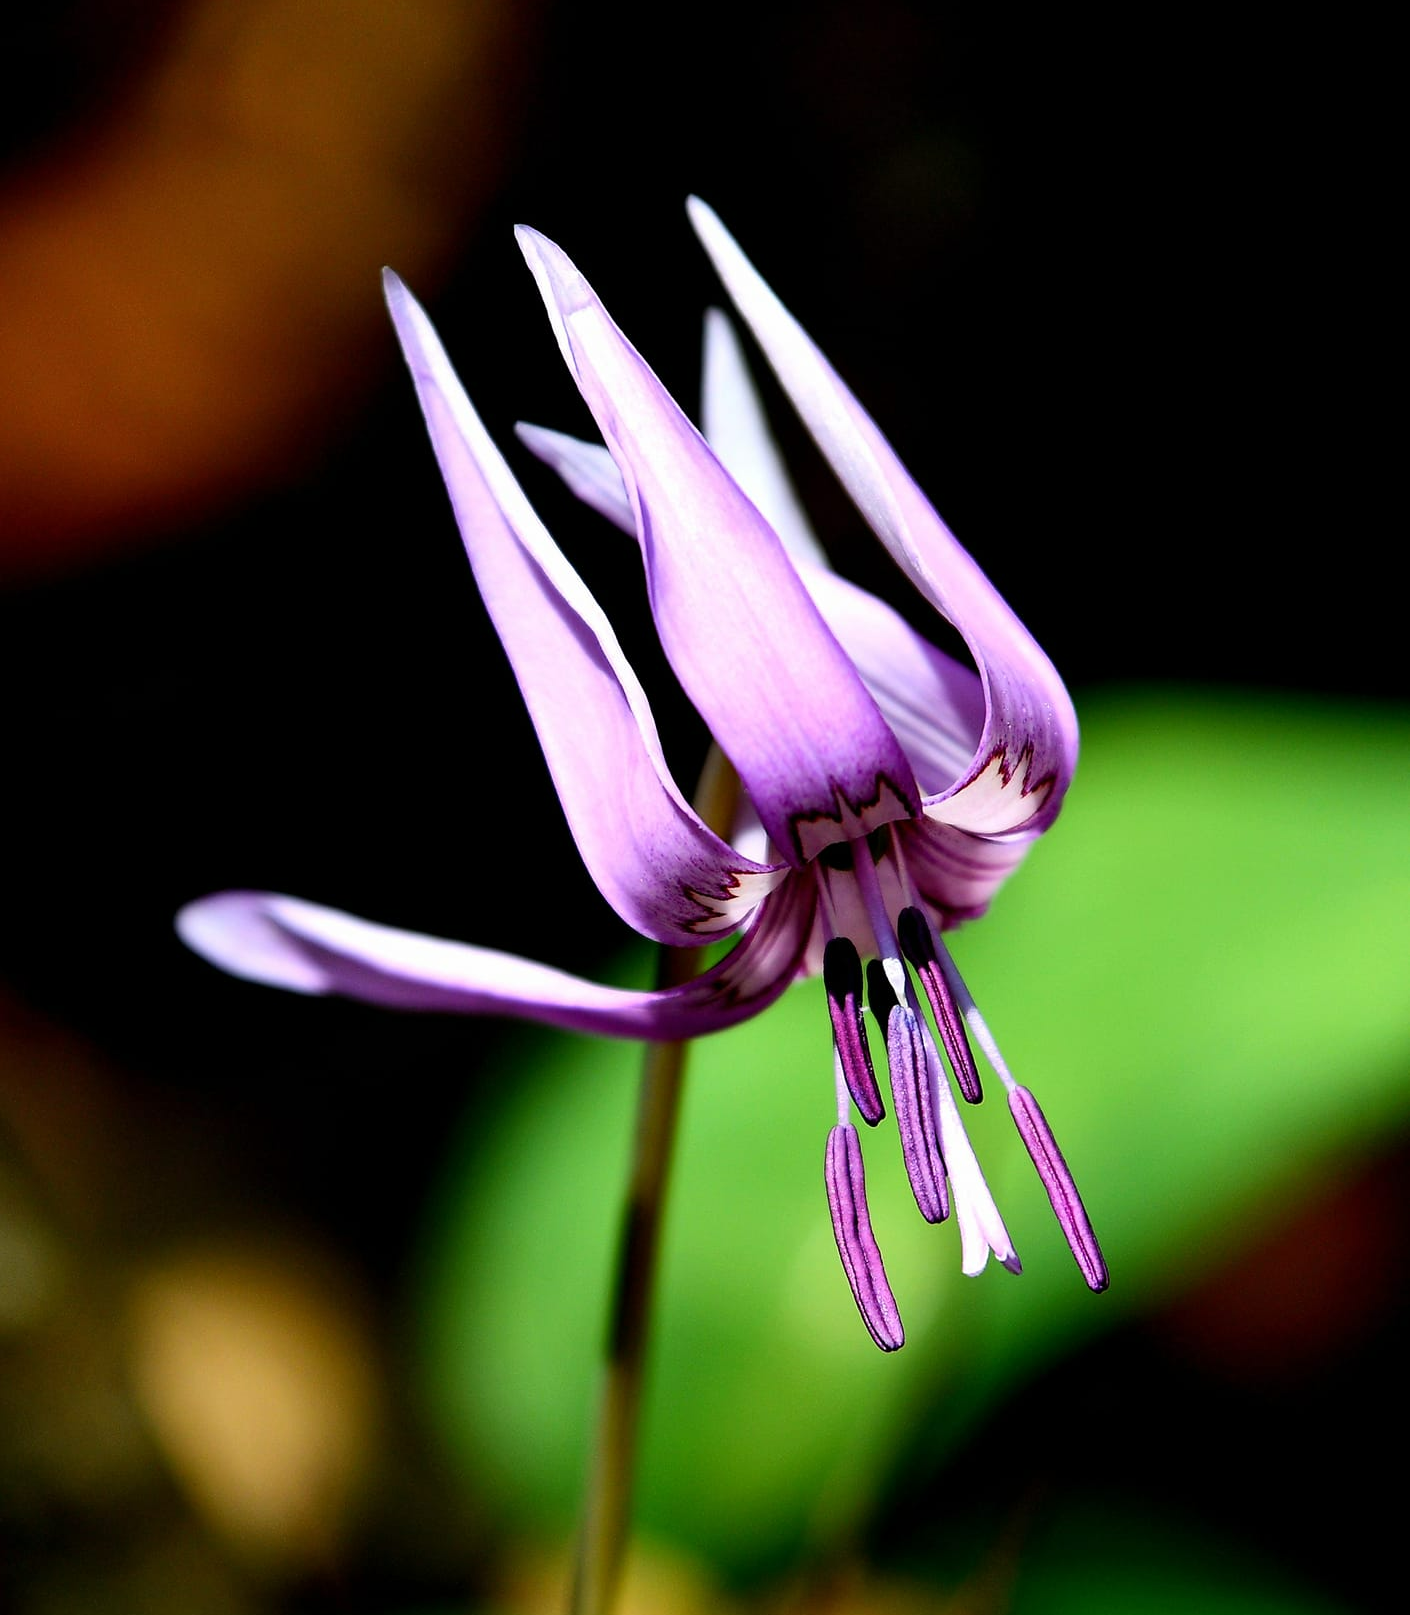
[0,0,540,579]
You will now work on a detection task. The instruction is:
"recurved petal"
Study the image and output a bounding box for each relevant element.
[687,199,1078,839]
[514,228,920,867]
[517,426,984,799]
[384,271,781,944]
[177,882,812,1039]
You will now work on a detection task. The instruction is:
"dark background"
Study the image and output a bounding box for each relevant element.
[1,4,1398,1611]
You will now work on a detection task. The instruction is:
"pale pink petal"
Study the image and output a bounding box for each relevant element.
[177,883,813,1039]
[385,270,782,944]
[687,199,1078,839]
[515,228,920,867]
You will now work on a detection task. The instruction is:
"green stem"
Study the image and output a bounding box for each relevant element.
[569,745,739,1615]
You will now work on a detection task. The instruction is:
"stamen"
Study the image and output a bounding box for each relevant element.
[823,937,884,1124]
[1008,1086,1109,1292]
[825,1123,904,1351]
[866,961,948,1224]
[897,906,982,1103]
[933,941,1018,1092]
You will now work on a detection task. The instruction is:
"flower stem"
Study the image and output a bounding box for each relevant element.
[569,745,739,1615]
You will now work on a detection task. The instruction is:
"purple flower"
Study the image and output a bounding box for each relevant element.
[178,200,1106,1349]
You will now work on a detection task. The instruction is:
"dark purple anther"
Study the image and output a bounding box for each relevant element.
[824,937,884,1124]
[897,906,982,1103]
[825,1123,904,1351]
[866,960,948,1224]
[1008,1085,1108,1292]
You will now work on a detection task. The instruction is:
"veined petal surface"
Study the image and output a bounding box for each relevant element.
[177,886,812,1040]
[687,199,1078,839]
[900,817,1034,927]
[797,565,985,799]
[515,228,920,866]
[385,271,781,942]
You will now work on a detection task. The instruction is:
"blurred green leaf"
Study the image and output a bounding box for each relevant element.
[413,690,1410,1574]
[1008,1499,1352,1615]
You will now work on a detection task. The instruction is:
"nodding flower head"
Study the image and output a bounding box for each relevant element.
[178,200,1106,1349]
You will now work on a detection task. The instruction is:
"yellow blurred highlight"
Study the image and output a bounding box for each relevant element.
[126,1243,379,1574]
[0,0,539,576]
[499,1539,742,1615]
[499,1545,991,1615]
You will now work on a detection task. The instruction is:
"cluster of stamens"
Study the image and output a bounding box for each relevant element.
[818,830,1107,1351]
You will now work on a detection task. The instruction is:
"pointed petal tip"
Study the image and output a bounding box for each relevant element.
[513,224,561,290]
[516,225,598,332]
[177,892,327,996]
[701,305,731,347]
[512,419,557,455]
[686,198,742,273]
[685,194,722,236]
[513,222,558,271]
[381,267,443,368]
[381,267,418,327]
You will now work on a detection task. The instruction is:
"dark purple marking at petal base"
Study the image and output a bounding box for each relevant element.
[824,936,884,1124]
[825,1124,904,1351]
[897,906,982,1103]
[1008,1085,1108,1292]
[866,961,948,1224]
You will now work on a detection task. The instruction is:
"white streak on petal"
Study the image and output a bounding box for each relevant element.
[701,308,826,569]
[923,750,1056,835]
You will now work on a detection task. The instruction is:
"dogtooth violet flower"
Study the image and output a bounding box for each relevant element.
[178,199,1107,1351]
